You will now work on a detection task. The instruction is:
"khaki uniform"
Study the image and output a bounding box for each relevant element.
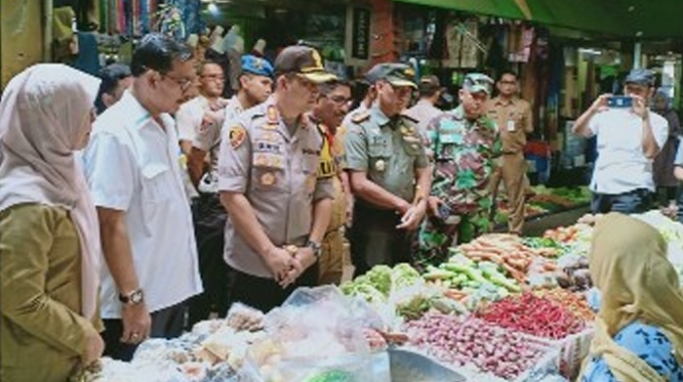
[193,95,242,193]
[344,106,429,275]
[217,98,335,279]
[317,124,348,285]
[1,204,102,382]
[486,97,533,234]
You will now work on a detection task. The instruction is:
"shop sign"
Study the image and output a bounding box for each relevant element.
[351,7,370,60]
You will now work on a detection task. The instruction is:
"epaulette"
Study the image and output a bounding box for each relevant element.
[401,113,419,124]
[351,110,371,124]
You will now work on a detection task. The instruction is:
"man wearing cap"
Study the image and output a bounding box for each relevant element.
[416,73,501,266]
[185,55,273,325]
[217,45,336,312]
[404,75,446,136]
[486,70,533,235]
[342,68,380,128]
[344,63,431,276]
[573,68,668,214]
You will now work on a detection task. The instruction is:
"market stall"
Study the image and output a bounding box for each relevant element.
[74,210,683,382]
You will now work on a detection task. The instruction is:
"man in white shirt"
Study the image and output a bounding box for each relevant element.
[185,55,273,327]
[176,61,227,156]
[572,68,668,214]
[83,34,202,361]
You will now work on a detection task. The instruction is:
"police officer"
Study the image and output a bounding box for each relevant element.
[217,45,336,312]
[185,55,273,325]
[344,63,431,276]
[416,73,501,266]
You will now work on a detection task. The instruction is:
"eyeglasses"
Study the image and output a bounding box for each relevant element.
[163,73,195,92]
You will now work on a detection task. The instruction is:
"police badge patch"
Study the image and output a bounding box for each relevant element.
[228,126,247,149]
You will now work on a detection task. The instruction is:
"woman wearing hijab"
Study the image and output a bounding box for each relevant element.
[0,64,104,381]
[580,213,683,382]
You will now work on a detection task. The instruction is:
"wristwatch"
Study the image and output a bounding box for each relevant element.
[306,240,322,258]
[119,288,144,305]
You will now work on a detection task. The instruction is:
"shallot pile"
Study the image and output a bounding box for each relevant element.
[404,312,547,380]
[476,293,587,340]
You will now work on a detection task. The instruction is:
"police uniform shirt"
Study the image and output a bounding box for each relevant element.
[217,97,335,278]
[193,95,243,192]
[485,97,533,154]
[344,105,429,204]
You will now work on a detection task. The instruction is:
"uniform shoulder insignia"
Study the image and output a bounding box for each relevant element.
[401,113,419,124]
[351,110,370,124]
[228,125,247,149]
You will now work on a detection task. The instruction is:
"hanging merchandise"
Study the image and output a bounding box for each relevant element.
[155,3,186,41]
[458,18,481,68]
[442,16,483,69]
[509,23,535,63]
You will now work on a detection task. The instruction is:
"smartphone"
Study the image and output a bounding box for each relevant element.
[607,96,633,108]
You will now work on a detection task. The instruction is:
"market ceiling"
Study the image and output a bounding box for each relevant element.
[395,0,683,39]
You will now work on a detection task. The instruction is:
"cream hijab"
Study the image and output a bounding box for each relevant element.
[580,213,683,381]
[0,64,102,320]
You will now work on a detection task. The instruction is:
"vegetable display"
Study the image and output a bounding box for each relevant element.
[533,289,595,322]
[476,293,587,340]
[405,312,548,380]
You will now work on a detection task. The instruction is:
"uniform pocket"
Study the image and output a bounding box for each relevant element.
[141,163,171,202]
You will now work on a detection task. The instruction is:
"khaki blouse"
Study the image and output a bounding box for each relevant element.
[1,203,100,382]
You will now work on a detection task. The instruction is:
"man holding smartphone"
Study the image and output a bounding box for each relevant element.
[572,68,668,214]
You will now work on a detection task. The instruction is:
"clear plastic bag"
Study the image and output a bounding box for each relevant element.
[239,286,392,382]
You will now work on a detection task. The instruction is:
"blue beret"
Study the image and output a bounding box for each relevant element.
[241,55,274,78]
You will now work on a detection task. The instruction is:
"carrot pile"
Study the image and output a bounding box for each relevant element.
[456,234,557,284]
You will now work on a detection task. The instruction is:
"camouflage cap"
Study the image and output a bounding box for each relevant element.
[366,63,417,88]
[462,73,494,95]
[274,45,337,84]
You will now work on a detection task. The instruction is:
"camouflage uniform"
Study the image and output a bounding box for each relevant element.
[416,105,501,266]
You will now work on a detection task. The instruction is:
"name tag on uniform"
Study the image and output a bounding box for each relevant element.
[254,140,282,154]
[507,120,516,132]
[440,133,458,144]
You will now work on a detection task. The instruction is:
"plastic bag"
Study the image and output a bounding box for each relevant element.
[239,286,391,382]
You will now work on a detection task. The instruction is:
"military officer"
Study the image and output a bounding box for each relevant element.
[416,73,501,267]
[344,63,431,276]
[217,45,336,312]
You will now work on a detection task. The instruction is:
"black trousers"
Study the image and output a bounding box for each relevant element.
[228,263,319,313]
[188,193,232,327]
[349,203,414,277]
[591,188,652,215]
[101,302,187,362]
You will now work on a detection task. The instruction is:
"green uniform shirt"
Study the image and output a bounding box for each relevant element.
[344,106,429,203]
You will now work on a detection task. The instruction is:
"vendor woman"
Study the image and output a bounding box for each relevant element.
[580,213,683,381]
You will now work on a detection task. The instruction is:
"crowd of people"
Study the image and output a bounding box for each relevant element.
[1,31,682,382]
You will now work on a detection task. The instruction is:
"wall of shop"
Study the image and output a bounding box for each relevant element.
[1,1,45,88]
